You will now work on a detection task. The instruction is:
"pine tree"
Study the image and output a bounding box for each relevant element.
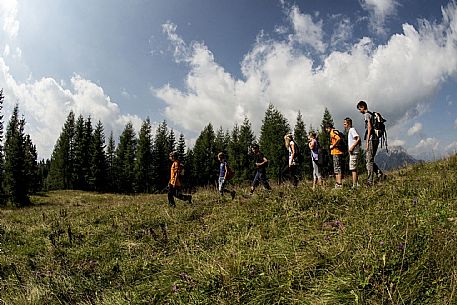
[151,121,169,192]
[47,111,75,190]
[293,111,310,179]
[81,117,93,190]
[72,115,85,189]
[191,123,217,186]
[106,131,116,192]
[168,129,176,153]
[134,118,154,193]
[4,105,30,205]
[113,122,137,193]
[214,126,229,154]
[176,133,186,162]
[319,107,334,177]
[238,117,256,181]
[0,90,4,201]
[24,134,39,193]
[259,104,290,182]
[90,120,107,192]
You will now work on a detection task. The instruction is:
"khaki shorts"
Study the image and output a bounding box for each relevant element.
[333,155,342,174]
[349,153,358,171]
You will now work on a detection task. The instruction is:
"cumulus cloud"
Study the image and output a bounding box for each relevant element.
[389,139,406,147]
[410,137,440,156]
[360,0,399,35]
[0,0,19,39]
[287,6,327,53]
[156,3,457,146]
[407,122,423,136]
[0,58,143,159]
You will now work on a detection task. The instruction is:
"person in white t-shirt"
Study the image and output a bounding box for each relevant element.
[343,117,361,188]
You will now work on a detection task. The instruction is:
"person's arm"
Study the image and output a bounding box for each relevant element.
[223,162,228,180]
[366,116,372,149]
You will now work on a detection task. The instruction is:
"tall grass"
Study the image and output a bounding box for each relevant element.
[1,155,457,304]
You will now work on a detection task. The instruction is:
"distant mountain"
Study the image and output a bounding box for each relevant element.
[375,146,422,171]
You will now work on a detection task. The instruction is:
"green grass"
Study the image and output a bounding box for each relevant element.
[1,156,457,304]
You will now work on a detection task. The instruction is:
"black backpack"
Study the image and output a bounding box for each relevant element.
[367,111,388,150]
[292,142,304,164]
[332,129,348,153]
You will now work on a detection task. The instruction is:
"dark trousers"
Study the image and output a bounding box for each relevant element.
[251,170,271,191]
[281,165,299,187]
[168,184,191,207]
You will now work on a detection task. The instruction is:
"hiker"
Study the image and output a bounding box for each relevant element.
[217,152,236,200]
[283,133,299,187]
[250,144,271,194]
[343,117,361,188]
[308,131,322,189]
[325,123,344,188]
[168,151,192,207]
[356,100,386,186]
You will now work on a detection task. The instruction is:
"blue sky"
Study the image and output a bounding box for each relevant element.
[1,0,457,160]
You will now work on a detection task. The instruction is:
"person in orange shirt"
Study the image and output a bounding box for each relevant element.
[168,151,192,207]
[325,123,344,188]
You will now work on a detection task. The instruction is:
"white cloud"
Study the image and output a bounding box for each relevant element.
[411,137,440,155]
[360,0,399,35]
[156,2,457,146]
[0,58,143,159]
[389,139,405,147]
[407,122,422,136]
[0,0,19,39]
[288,6,326,53]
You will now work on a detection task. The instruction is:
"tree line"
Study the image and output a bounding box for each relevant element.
[0,89,365,206]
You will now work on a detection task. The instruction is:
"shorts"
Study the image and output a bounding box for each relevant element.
[332,154,342,174]
[349,153,358,171]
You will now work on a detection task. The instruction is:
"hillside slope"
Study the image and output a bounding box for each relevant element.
[1,155,456,304]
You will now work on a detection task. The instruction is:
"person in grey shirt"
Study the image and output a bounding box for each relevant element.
[357,101,385,186]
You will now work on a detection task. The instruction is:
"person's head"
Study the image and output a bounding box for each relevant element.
[343,117,353,130]
[284,133,293,148]
[217,152,226,161]
[169,151,178,161]
[309,132,317,140]
[250,143,259,154]
[324,123,334,133]
[357,100,368,113]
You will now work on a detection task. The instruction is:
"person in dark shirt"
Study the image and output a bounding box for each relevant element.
[249,144,271,195]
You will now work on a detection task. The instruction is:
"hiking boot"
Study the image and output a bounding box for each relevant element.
[334,183,343,189]
[231,190,236,200]
[187,195,192,204]
[377,172,387,181]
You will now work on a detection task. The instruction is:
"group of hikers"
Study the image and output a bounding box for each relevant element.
[167,100,386,207]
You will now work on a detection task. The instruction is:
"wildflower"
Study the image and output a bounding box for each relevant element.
[397,242,405,251]
[412,198,418,205]
[171,284,179,293]
[380,241,384,247]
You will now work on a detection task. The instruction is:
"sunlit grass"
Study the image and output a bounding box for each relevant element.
[1,155,457,304]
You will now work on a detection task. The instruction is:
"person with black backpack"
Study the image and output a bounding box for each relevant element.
[283,134,299,187]
[325,123,346,189]
[357,100,386,186]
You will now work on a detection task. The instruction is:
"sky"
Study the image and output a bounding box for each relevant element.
[1,0,457,160]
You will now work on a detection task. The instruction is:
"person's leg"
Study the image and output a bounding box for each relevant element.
[366,141,375,185]
[218,177,225,196]
[291,165,299,187]
[333,155,343,187]
[168,185,176,207]
[251,171,260,194]
[175,188,192,203]
[260,172,271,190]
[349,154,358,187]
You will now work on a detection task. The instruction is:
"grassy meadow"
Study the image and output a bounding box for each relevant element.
[1,155,457,304]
